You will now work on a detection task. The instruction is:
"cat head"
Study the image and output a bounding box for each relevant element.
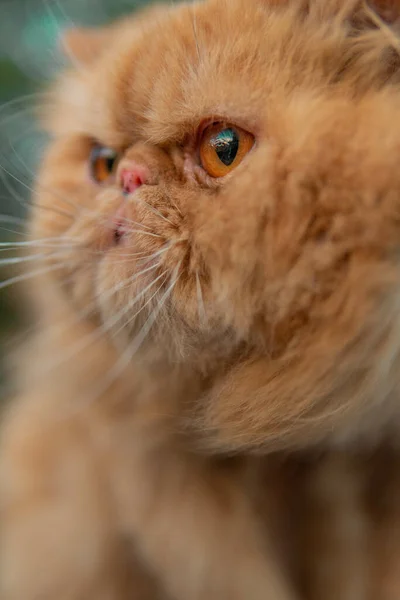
[31,0,400,451]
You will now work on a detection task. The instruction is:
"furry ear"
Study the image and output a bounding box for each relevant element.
[59,5,170,65]
[60,27,112,64]
[308,0,400,24]
[265,0,400,24]
[370,0,399,23]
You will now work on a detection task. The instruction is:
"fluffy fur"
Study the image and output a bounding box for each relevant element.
[2,0,400,598]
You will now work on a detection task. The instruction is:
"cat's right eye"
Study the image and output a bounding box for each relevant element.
[89,145,119,184]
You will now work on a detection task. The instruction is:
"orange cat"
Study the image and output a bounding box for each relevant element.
[2,0,400,598]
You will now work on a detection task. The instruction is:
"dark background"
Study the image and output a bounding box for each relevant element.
[0,0,151,391]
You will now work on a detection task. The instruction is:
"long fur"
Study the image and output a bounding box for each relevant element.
[2,1,400,598]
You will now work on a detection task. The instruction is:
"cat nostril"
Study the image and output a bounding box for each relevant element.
[120,164,149,195]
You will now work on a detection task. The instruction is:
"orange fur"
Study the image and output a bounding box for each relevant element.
[3,0,400,598]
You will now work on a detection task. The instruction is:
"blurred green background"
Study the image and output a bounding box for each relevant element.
[0,0,152,392]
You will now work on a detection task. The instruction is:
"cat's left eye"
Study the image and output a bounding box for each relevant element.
[199,123,255,178]
[89,145,119,184]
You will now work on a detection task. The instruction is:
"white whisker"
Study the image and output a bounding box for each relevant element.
[0,93,47,123]
[113,272,169,337]
[98,261,161,299]
[117,216,155,233]
[7,132,99,220]
[127,229,163,240]
[0,164,75,221]
[0,250,70,267]
[0,237,75,249]
[0,263,64,292]
[0,214,26,226]
[74,262,181,409]
[136,198,176,227]
[5,146,89,221]
[106,243,172,262]
[71,259,165,325]
[38,269,169,376]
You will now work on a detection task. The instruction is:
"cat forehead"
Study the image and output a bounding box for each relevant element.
[52,0,391,146]
[54,0,296,145]
[89,0,273,145]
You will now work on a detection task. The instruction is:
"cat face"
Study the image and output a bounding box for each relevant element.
[32,0,400,449]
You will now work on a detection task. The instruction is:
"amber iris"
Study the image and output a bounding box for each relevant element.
[89,145,119,184]
[199,123,255,178]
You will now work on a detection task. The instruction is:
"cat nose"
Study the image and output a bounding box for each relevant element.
[119,162,149,195]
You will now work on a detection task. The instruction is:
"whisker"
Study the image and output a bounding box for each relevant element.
[46,0,77,29]
[45,0,90,74]
[0,215,26,226]
[6,133,96,220]
[0,164,75,220]
[0,245,74,254]
[0,263,65,292]
[19,241,173,357]
[105,243,172,262]
[74,262,182,409]
[112,272,169,337]
[116,216,155,233]
[0,215,27,237]
[0,226,29,238]
[0,261,97,355]
[39,243,175,339]
[4,150,86,222]
[129,229,163,239]
[5,132,164,235]
[100,267,167,330]
[0,93,48,122]
[0,237,75,248]
[169,197,184,218]
[94,261,161,306]
[38,269,169,376]
[26,256,168,350]
[135,198,176,227]
[0,122,88,223]
[0,250,70,267]
[45,259,168,337]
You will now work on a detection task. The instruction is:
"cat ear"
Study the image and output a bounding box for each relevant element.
[59,5,169,65]
[306,0,400,24]
[365,0,399,24]
[60,27,112,64]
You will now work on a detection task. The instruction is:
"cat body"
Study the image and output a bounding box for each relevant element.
[2,0,400,598]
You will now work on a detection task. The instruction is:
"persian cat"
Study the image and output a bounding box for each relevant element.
[2,0,400,598]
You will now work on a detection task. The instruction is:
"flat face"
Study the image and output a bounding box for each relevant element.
[32,0,400,449]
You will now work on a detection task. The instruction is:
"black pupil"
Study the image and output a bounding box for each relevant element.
[91,146,118,181]
[212,128,239,166]
[105,155,116,173]
[99,148,117,173]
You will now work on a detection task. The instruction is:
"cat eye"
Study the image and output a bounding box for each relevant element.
[199,123,255,178]
[89,145,119,184]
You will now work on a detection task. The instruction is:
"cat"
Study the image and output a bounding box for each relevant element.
[2,0,400,598]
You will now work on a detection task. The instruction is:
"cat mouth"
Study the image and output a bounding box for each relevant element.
[113,218,129,246]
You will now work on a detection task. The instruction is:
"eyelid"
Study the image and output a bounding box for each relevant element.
[184,149,222,189]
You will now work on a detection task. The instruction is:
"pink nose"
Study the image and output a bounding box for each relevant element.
[120,163,149,195]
